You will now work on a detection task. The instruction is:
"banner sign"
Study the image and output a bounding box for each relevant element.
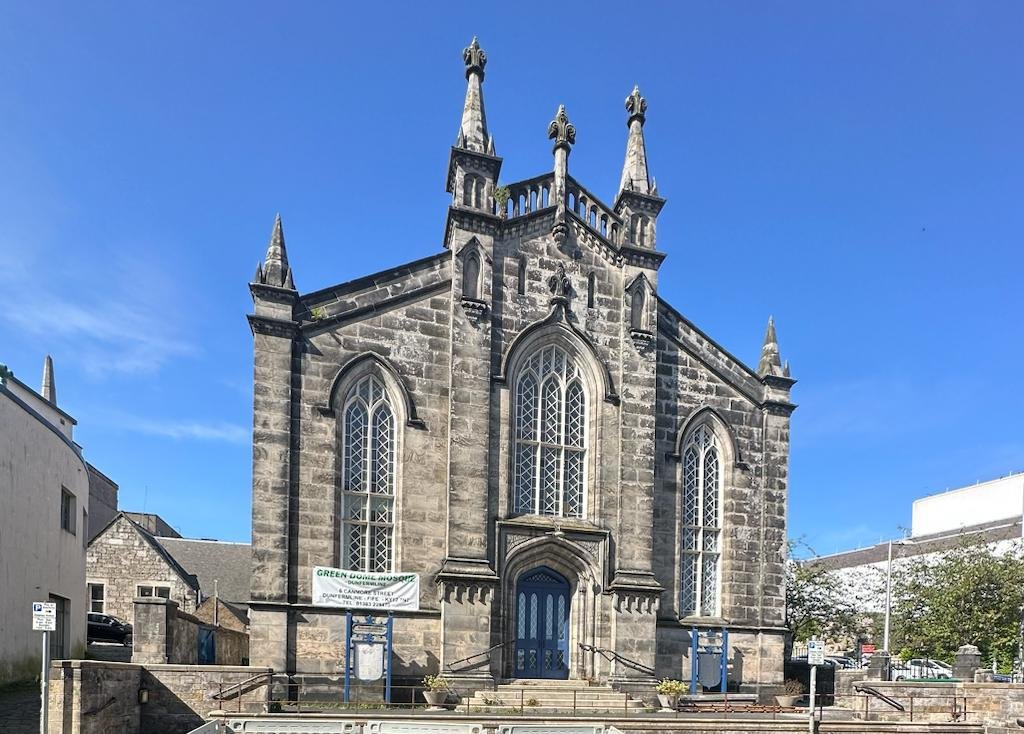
[312,566,420,611]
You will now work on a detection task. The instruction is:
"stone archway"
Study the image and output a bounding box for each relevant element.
[500,535,604,681]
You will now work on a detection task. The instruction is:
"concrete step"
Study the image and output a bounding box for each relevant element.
[500,679,598,688]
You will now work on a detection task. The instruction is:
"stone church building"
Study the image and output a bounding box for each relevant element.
[248,39,794,697]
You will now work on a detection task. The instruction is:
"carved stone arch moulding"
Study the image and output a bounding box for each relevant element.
[320,351,426,429]
[670,404,744,469]
[495,303,619,405]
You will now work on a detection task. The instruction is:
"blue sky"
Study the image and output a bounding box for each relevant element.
[1,3,1021,553]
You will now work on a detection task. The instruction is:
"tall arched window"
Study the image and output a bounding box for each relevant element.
[680,424,722,617]
[341,374,395,572]
[513,345,586,517]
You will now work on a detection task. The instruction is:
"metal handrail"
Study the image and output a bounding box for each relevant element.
[855,684,906,711]
[214,672,273,701]
[578,642,656,677]
[445,642,505,673]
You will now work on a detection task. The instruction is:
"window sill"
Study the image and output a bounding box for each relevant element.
[678,615,730,627]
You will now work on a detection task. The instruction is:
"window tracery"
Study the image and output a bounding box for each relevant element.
[680,423,722,616]
[513,345,586,517]
[341,374,395,572]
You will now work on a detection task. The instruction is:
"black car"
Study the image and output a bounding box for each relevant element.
[87,613,132,645]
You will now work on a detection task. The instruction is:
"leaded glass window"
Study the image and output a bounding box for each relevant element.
[680,424,722,617]
[513,345,586,517]
[341,374,395,572]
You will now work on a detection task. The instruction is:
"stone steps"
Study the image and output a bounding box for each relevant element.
[466,682,646,712]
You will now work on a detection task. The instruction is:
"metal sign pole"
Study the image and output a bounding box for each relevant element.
[808,664,817,734]
[343,612,352,704]
[40,630,49,734]
[385,614,393,704]
[690,627,698,694]
[720,628,729,693]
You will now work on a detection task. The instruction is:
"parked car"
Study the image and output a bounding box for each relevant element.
[87,613,132,645]
[893,658,952,680]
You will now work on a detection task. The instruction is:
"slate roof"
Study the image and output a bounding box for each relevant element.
[156,536,251,603]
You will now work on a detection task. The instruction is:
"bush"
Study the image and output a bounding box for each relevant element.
[655,678,688,696]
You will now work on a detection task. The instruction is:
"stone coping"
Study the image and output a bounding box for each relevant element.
[51,659,271,673]
[850,679,1024,691]
[212,712,980,732]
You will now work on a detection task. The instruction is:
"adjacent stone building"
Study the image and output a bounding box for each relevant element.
[247,40,795,697]
[87,512,251,627]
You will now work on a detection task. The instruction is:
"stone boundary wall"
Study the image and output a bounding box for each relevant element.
[48,659,271,734]
[133,597,249,666]
[835,677,1024,730]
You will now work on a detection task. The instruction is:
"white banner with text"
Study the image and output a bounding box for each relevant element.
[311,566,420,611]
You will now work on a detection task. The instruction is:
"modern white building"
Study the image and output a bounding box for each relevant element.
[0,358,89,684]
[811,472,1024,613]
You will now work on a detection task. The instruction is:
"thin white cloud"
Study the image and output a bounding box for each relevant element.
[0,246,196,376]
[112,414,249,445]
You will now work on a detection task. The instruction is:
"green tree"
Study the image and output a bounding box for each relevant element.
[890,540,1024,671]
[785,540,863,643]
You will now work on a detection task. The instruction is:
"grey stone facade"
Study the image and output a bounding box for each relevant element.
[247,40,795,697]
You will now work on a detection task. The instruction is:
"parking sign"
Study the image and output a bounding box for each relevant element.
[32,602,56,632]
[808,639,825,666]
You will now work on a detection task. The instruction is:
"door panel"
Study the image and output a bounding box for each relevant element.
[514,567,569,679]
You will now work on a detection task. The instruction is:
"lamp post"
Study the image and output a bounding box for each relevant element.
[1018,481,1024,682]
[883,538,912,653]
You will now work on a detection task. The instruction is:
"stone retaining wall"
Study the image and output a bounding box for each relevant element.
[48,660,271,734]
[836,678,1024,730]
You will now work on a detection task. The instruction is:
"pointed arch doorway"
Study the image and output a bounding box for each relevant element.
[514,567,570,679]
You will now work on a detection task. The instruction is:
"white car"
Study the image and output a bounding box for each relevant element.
[894,658,953,680]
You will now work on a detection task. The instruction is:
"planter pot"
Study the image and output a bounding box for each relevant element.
[775,694,800,708]
[423,690,447,709]
[657,693,679,711]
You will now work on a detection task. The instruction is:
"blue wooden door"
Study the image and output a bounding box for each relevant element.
[515,567,570,679]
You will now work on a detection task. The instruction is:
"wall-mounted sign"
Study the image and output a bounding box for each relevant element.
[312,566,420,611]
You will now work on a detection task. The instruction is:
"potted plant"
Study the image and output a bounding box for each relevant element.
[422,675,449,708]
[775,678,805,707]
[655,678,688,711]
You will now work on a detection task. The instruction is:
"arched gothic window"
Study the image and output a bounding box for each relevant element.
[513,345,586,517]
[341,374,395,572]
[680,424,722,617]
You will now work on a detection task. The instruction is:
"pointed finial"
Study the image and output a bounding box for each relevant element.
[262,213,290,288]
[463,36,487,80]
[283,266,296,291]
[618,86,652,196]
[625,85,647,126]
[548,105,576,152]
[455,38,491,153]
[758,316,785,377]
[41,354,56,404]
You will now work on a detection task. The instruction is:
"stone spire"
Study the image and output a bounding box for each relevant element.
[41,354,56,404]
[259,213,293,289]
[757,316,786,378]
[619,85,652,196]
[456,37,492,154]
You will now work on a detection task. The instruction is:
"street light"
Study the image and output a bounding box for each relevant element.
[883,538,913,653]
